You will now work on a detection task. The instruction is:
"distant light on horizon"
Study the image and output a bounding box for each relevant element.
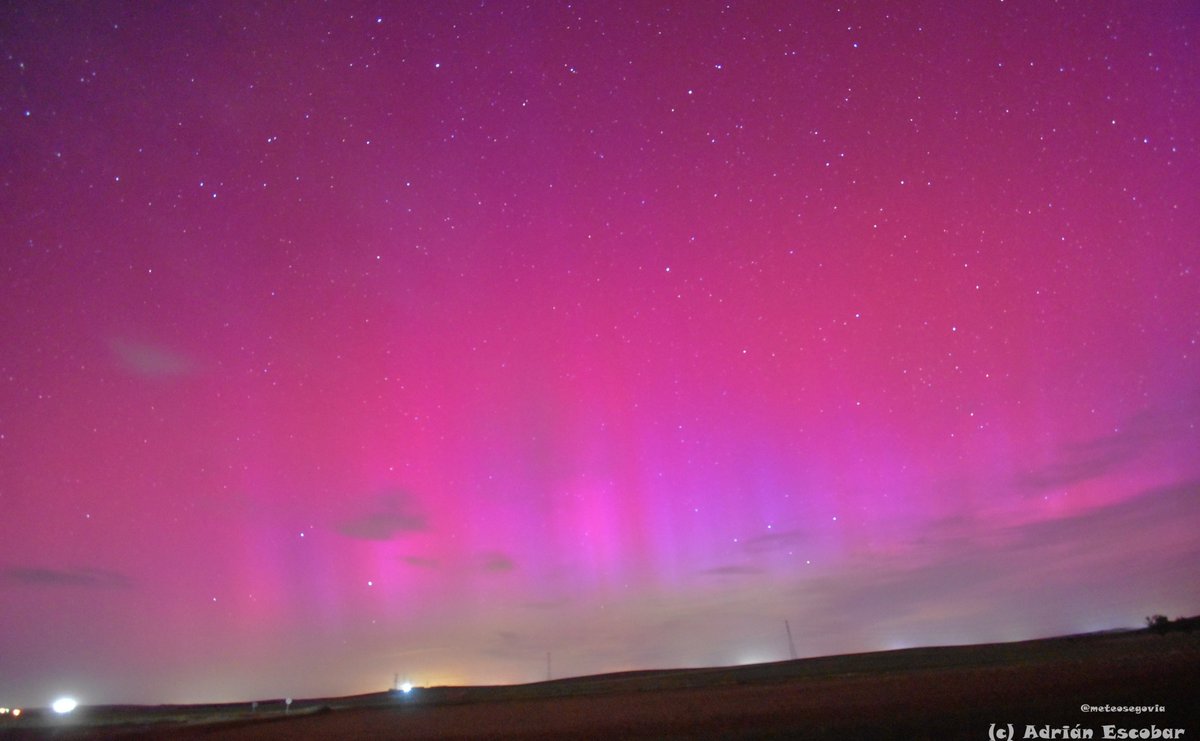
[51,697,78,714]
[734,652,781,667]
[400,682,413,693]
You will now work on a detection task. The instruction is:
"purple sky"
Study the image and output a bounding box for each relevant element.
[1,1,1197,706]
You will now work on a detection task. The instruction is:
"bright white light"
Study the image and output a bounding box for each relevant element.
[400,682,413,693]
[51,697,78,714]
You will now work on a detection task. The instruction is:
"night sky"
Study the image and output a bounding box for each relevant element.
[2,1,1198,707]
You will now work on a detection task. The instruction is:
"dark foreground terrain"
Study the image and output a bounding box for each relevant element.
[5,628,1199,739]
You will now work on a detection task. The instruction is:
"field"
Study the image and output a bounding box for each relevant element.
[4,628,1198,739]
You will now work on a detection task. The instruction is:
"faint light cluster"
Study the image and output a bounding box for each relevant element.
[0,707,22,716]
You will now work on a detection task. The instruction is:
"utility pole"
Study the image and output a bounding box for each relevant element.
[785,620,798,660]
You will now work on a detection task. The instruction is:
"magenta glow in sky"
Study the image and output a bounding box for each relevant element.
[1,1,1197,706]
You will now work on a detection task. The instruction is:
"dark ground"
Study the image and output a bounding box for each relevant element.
[4,628,1198,740]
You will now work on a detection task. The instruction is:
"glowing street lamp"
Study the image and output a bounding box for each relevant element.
[51,697,77,714]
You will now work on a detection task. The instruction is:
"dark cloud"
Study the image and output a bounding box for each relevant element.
[1015,450,1128,491]
[400,555,439,569]
[337,490,427,540]
[478,552,515,573]
[1002,478,1200,549]
[109,338,194,377]
[3,566,131,588]
[1012,425,1153,490]
[784,477,1200,642]
[701,564,765,576]
[521,598,569,610]
[1016,398,1200,491]
[740,529,808,554]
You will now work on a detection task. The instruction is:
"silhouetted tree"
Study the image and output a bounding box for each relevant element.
[1146,615,1171,635]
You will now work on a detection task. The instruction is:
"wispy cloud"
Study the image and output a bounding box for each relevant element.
[701,564,765,576]
[478,551,516,573]
[521,598,569,610]
[337,490,427,540]
[786,477,1200,642]
[109,338,194,377]
[3,566,131,588]
[1002,478,1200,549]
[740,528,808,554]
[1016,396,1200,491]
[400,555,439,569]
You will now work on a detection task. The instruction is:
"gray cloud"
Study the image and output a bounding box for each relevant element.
[110,339,194,377]
[1002,478,1200,550]
[702,564,765,577]
[400,555,439,569]
[521,598,569,610]
[337,490,427,540]
[740,528,808,554]
[478,551,516,573]
[3,566,131,588]
[786,477,1200,642]
[1015,450,1128,491]
[1016,396,1200,491]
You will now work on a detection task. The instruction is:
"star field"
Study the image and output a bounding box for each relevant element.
[1,1,1197,705]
